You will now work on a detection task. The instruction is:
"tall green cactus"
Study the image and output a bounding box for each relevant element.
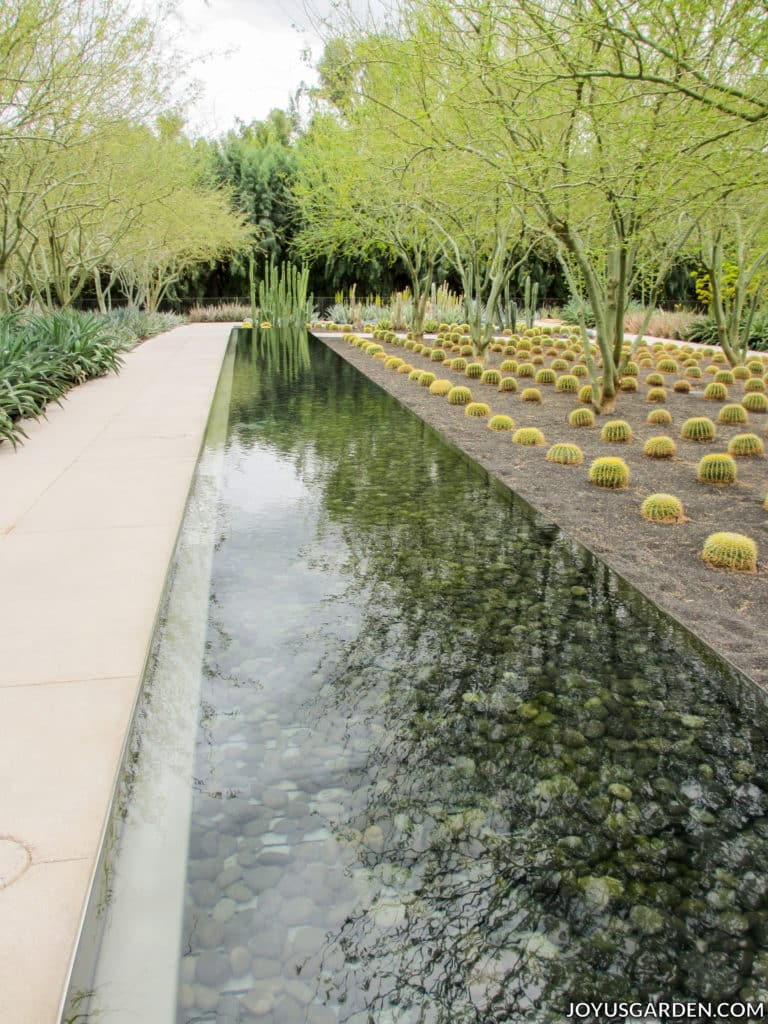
[258,261,311,328]
[248,255,257,325]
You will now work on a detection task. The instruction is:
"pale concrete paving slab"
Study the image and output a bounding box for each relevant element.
[0,322,235,1024]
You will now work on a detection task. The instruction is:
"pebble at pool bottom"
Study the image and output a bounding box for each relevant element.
[73,330,768,1024]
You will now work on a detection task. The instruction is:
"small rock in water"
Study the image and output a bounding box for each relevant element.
[191,880,219,908]
[195,951,230,987]
[273,995,306,1024]
[196,918,225,949]
[361,825,385,853]
[194,983,220,1012]
[249,928,285,957]
[240,990,275,1017]
[226,882,254,903]
[284,980,314,1007]
[216,866,242,889]
[306,1004,337,1024]
[213,897,237,923]
[280,896,316,925]
[229,945,252,977]
[178,982,195,1010]
[251,956,282,979]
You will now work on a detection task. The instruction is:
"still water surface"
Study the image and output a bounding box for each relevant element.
[69,329,768,1024]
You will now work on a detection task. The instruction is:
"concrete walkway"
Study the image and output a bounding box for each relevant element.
[0,323,233,1024]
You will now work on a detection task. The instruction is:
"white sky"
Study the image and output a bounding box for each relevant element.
[170,0,336,137]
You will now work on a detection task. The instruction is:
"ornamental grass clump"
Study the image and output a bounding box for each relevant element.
[743,393,768,412]
[589,457,630,488]
[643,436,676,459]
[488,414,515,431]
[681,417,716,441]
[719,404,748,425]
[569,408,595,427]
[704,381,728,401]
[447,385,472,405]
[641,494,685,524]
[481,369,502,385]
[601,420,633,443]
[498,376,518,392]
[728,433,764,457]
[521,387,542,403]
[465,402,491,418]
[513,427,546,445]
[702,532,758,573]
[546,443,584,465]
[697,453,737,485]
[429,379,452,396]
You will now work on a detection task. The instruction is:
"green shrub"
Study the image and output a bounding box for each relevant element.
[465,402,491,417]
[513,427,546,445]
[429,379,452,396]
[521,387,542,403]
[546,442,584,465]
[641,493,685,523]
[702,532,757,572]
[488,414,515,431]
[498,376,518,392]
[643,436,676,459]
[447,385,473,405]
[681,416,716,441]
[728,433,764,457]
[601,420,633,443]
[589,457,630,488]
[718,404,748,425]
[569,408,595,427]
[697,453,737,484]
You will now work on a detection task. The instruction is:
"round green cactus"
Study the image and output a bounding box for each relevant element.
[429,379,453,396]
[645,373,664,387]
[419,371,437,387]
[686,366,703,379]
[481,369,502,385]
[521,387,542,403]
[569,407,595,427]
[704,381,728,400]
[465,401,491,418]
[718,404,748,425]
[657,358,679,373]
[743,392,768,412]
[447,385,473,405]
[641,493,685,523]
[500,359,518,373]
[646,408,672,426]
[535,368,556,385]
[589,457,630,488]
[465,362,483,378]
[714,369,735,384]
[404,339,416,351]
[673,379,691,393]
[513,427,546,445]
[728,433,764,457]
[450,358,468,372]
[572,363,588,377]
[619,376,638,392]
[697,452,737,485]
[551,358,569,371]
[702,532,757,573]
[601,420,633,443]
[430,348,447,361]
[498,376,518,392]
[408,369,423,381]
[643,436,676,459]
[733,365,750,380]
[546,442,584,465]
[623,361,639,377]
[578,384,596,405]
[747,359,764,373]
[646,387,667,403]
[744,377,766,393]
[396,363,414,374]
[488,414,515,431]
[556,374,579,392]
[460,345,474,357]
[517,362,535,377]
[680,416,716,441]
[711,352,727,364]
[385,356,405,370]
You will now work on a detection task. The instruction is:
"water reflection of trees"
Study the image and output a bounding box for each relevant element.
[224,334,768,1020]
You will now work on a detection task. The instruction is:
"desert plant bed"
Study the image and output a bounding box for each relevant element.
[319,329,768,688]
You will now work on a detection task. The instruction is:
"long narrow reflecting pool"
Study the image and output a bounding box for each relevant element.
[64,329,768,1024]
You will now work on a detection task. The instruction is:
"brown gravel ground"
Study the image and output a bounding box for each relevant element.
[317,332,768,690]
